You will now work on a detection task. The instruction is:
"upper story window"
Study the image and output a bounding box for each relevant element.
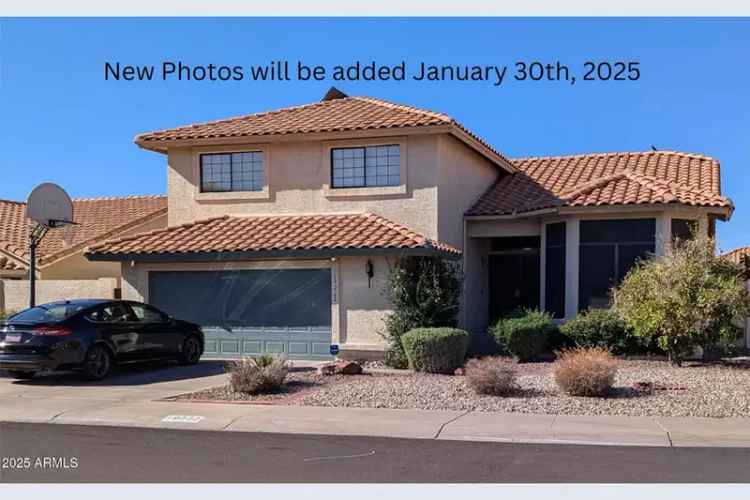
[331,145,400,188]
[200,152,265,192]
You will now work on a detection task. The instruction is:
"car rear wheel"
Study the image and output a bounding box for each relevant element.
[9,370,36,380]
[83,345,113,380]
[177,335,202,366]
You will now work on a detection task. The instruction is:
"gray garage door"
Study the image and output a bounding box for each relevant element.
[149,269,333,360]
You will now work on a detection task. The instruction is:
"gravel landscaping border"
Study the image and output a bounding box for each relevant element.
[168,359,750,418]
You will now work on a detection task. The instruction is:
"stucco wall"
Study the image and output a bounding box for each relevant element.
[0,278,118,313]
[165,135,440,240]
[437,134,500,249]
[337,255,392,348]
[120,256,391,352]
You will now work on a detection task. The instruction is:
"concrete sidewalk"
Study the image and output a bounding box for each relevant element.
[2,363,749,448]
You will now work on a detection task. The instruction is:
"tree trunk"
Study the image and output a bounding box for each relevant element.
[668,350,682,367]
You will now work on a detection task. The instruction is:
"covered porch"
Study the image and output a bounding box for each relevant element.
[461,207,719,338]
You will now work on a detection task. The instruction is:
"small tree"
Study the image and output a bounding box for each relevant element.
[614,235,750,366]
[382,256,462,368]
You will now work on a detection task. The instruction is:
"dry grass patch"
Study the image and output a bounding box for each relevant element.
[465,357,517,396]
[554,347,618,397]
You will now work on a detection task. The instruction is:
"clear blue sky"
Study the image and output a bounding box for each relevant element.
[0,18,748,251]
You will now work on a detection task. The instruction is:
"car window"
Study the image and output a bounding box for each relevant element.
[86,304,134,323]
[11,303,86,322]
[129,304,168,323]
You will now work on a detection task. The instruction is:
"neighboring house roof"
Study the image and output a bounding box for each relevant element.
[467,151,733,217]
[0,254,26,273]
[0,195,168,270]
[86,213,461,261]
[722,246,750,266]
[134,88,515,172]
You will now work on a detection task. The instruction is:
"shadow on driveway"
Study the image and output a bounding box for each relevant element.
[1,360,229,387]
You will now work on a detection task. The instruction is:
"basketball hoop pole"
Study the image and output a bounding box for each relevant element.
[25,182,75,308]
[28,223,48,308]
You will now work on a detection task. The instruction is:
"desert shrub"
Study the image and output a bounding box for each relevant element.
[382,256,462,368]
[492,309,559,362]
[401,327,469,374]
[252,353,276,368]
[228,354,289,394]
[561,308,643,354]
[614,235,750,365]
[464,357,517,396]
[553,347,618,397]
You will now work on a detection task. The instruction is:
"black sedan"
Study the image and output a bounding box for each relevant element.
[0,299,204,380]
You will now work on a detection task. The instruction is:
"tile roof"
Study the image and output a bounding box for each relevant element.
[722,246,750,266]
[0,195,167,268]
[0,253,26,272]
[134,93,513,171]
[86,213,460,259]
[467,151,732,216]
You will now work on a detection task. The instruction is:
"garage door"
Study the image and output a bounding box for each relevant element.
[149,269,333,360]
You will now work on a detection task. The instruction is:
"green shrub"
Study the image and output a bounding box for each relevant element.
[492,309,558,362]
[382,256,462,368]
[615,235,750,365]
[561,308,642,354]
[401,327,469,374]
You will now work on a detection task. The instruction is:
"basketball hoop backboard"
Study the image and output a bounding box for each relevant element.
[26,182,74,228]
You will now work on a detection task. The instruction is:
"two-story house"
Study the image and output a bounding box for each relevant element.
[86,88,733,360]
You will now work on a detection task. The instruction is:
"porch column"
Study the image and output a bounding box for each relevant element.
[539,222,547,312]
[655,213,671,256]
[564,218,580,319]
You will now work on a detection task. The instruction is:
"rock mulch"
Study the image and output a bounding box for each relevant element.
[169,360,750,418]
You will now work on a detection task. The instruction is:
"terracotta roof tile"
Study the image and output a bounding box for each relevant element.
[134,95,513,170]
[0,253,25,272]
[0,195,167,267]
[87,213,460,258]
[722,246,750,266]
[467,151,732,216]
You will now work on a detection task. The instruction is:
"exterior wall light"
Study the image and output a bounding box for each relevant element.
[366,259,374,288]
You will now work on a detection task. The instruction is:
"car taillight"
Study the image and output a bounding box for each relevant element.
[32,326,72,336]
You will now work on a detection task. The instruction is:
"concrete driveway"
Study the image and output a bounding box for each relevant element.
[0,360,230,421]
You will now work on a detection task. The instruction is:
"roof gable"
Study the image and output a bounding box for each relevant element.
[467,151,732,216]
[134,92,514,172]
[0,195,168,268]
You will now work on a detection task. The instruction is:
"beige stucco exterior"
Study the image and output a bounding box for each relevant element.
[113,124,731,359]
[120,255,392,352]
[1,277,118,313]
[166,134,442,239]
[115,129,508,356]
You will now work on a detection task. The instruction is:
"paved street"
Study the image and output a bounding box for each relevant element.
[1,422,750,483]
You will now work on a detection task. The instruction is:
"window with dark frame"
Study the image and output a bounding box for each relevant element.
[671,218,698,242]
[331,145,400,188]
[200,151,265,192]
[578,219,656,312]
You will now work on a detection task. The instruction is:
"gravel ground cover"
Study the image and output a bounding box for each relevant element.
[169,360,750,418]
